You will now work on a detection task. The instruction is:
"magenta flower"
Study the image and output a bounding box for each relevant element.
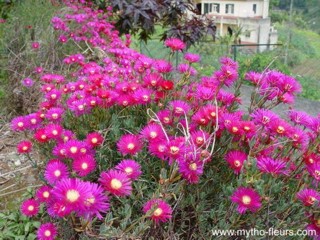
[99,169,132,196]
[307,163,320,182]
[184,52,200,63]
[80,182,110,220]
[140,123,165,142]
[231,187,262,214]
[133,88,154,105]
[36,185,52,203]
[44,160,69,185]
[117,134,143,156]
[86,132,104,147]
[44,124,64,140]
[21,78,34,87]
[20,198,39,217]
[25,113,42,130]
[256,156,287,176]
[153,59,172,73]
[72,155,97,177]
[296,189,320,206]
[178,156,203,184]
[288,110,313,127]
[164,38,185,51]
[251,109,279,127]
[51,178,90,212]
[190,130,210,147]
[64,140,93,159]
[115,159,142,180]
[143,199,172,223]
[11,116,27,131]
[31,42,40,49]
[148,140,168,160]
[37,222,57,240]
[46,107,65,122]
[169,100,191,116]
[225,150,247,174]
[17,140,32,154]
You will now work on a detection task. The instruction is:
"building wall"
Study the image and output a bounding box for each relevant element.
[197,0,269,18]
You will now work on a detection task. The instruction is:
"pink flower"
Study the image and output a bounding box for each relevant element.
[296,189,320,206]
[32,42,40,49]
[251,109,279,127]
[169,100,191,116]
[79,182,110,220]
[11,116,27,131]
[231,187,262,214]
[164,38,185,51]
[86,132,104,147]
[99,169,132,196]
[225,150,247,174]
[178,156,203,183]
[143,199,172,223]
[44,160,69,185]
[46,108,65,122]
[117,134,143,156]
[37,222,57,240]
[72,155,97,177]
[21,78,34,87]
[140,123,165,142]
[184,52,200,63]
[44,124,64,140]
[51,178,90,212]
[153,59,172,73]
[20,198,39,217]
[17,140,32,154]
[115,159,142,180]
[36,185,52,203]
[257,156,287,176]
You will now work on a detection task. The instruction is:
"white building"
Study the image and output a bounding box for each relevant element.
[194,0,278,50]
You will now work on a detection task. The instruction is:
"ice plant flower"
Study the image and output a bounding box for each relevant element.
[32,41,40,49]
[17,140,32,154]
[115,159,142,180]
[184,52,200,63]
[143,199,172,223]
[51,178,90,212]
[21,78,34,87]
[231,187,262,214]
[72,155,97,177]
[86,132,104,147]
[37,222,57,240]
[80,182,110,220]
[296,189,320,207]
[36,185,52,203]
[256,156,287,176]
[99,169,132,196]
[44,160,69,185]
[164,38,185,51]
[20,198,39,217]
[117,134,143,156]
[225,150,247,174]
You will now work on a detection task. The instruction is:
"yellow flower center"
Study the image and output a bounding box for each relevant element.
[234,160,241,167]
[43,191,50,198]
[110,179,122,190]
[242,195,252,205]
[125,167,133,174]
[277,126,285,134]
[86,197,95,205]
[81,162,88,170]
[80,148,86,154]
[44,230,51,237]
[41,135,47,140]
[308,196,316,205]
[127,143,135,150]
[150,131,157,138]
[66,190,80,203]
[244,126,250,131]
[28,205,34,211]
[51,94,57,99]
[153,208,163,217]
[163,117,170,123]
[22,146,28,151]
[70,146,78,154]
[189,163,197,171]
[91,138,98,144]
[54,170,61,177]
[78,105,84,111]
[232,127,239,133]
[142,95,149,101]
[18,122,24,127]
[31,119,37,124]
[52,130,58,135]
[175,107,183,114]
[122,100,128,106]
[196,137,204,145]
[52,113,58,119]
[170,146,179,155]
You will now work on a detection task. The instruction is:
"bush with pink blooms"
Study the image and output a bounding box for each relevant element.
[5,1,320,239]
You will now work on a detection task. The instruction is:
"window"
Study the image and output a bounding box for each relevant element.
[204,3,213,14]
[253,4,257,14]
[225,4,234,14]
[213,3,220,13]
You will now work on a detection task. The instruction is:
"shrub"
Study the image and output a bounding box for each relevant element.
[5,1,320,239]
